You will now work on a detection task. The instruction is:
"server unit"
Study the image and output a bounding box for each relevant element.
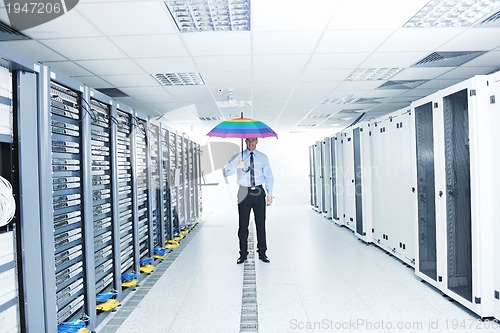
[334,132,345,226]
[340,130,355,232]
[412,75,498,318]
[322,138,332,218]
[369,108,415,264]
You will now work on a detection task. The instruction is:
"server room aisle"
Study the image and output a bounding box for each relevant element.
[98,205,493,333]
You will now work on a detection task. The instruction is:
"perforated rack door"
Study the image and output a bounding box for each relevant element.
[50,81,86,325]
[135,119,150,262]
[160,128,172,242]
[148,123,161,249]
[89,98,114,298]
[116,110,135,275]
[169,131,179,236]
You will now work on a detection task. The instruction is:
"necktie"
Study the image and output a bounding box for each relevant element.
[250,152,255,187]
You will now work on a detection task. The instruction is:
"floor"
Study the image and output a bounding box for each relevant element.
[96,204,497,333]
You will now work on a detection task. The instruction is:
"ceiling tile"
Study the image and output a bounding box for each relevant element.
[194,56,251,72]
[74,76,113,89]
[252,70,301,83]
[111,35,188,58]
[76,1,177,35]
[253,54,310,71]
[182,33,251,56]
[100,74,159,87]
[316,30,395,53]
[40,38,126,60]
[201,71,251,84]
[134,57,197,73]
[391,67,453,80]
[0,40,66,62]
[328,0,429,30]
[436,66,500,80]
[300,69,351,82]
[462,50,500,67]
[307,53,370,69]
[378,28,465,52]
[360,51,430,68]
[45,61,92,76]
[253,31,322,55]
[252,0,336,31]
[22,10,101,38]
[75,59,144,75]
[120,86,173,97]
[439,28,500,51]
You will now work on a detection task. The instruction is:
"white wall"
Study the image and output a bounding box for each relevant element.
[200,131,330,217]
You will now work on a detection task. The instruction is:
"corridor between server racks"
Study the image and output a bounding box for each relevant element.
[97,205,497,333]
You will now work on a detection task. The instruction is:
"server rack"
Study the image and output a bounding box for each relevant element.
[308,145,315,208]
[369,110,415,264]
[168,131,180,237]
[329,136,339,222]
[115,106,138,291]
[0,61,21,333]
[322,138,332,218]
[134,117,153,269]
[193,142,202,220]
[340,131,355,232]
[160,126,173,244]
[38,69,92,333]
[313,141,323,212]
[147,121,162,253]
[88,90,117,323]
[334,132,345,226]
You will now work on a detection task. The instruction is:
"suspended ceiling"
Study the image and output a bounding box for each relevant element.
[1,0,500,135]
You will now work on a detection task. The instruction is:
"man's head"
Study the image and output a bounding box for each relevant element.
[245,138,258,151]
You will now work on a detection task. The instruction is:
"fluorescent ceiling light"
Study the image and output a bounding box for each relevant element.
[322,94,358,105]
[347,68,402,81]
[404,0,500,27]
[164,0,251,32]
[152,73,205,86]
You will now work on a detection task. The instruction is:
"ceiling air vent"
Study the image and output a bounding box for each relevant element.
[354,97,385,104]
[96,88,129,98]
[479,9,500,26]
[152,73,205,86]
[377,80,428,90]
[412,51,486,67]
[0,21,30,41]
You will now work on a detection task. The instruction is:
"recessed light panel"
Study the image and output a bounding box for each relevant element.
[152,73,205,86]
[404,0,500,27]
[377,80,428,89]
[164,0,251,33]
[347,68,402,81]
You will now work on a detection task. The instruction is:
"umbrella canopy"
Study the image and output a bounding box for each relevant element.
[207,115,278,159]
[207,117,278,139]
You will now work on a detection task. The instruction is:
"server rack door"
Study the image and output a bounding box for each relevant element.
[330,137,338,221]
[309,145,315,207]
[314,142,321,211]
[320,140,327,214]
[335,132,345,226]
[414,101,438,282]
[442,88,472,303]
[323,138,332,218]
[352,128,363,236]
[342,131,355,231]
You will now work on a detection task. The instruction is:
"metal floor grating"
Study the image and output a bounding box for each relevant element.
[240,222,259,333]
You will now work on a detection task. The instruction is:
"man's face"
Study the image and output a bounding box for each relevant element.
[245,138,258,151]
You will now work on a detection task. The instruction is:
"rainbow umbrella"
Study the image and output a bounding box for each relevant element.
[207,113,278,157]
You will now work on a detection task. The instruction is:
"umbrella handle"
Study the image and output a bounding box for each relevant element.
[241,138,243,160]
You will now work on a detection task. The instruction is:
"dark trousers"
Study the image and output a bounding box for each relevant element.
[237,186,267,257]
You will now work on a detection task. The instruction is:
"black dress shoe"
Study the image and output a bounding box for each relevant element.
[237,256,247,264]
[258,254,270,263]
